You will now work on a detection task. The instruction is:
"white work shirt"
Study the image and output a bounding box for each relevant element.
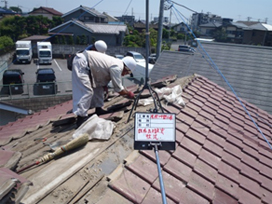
[86,51,125,93]
[72,51,125,117]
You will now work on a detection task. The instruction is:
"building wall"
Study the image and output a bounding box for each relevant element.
[243,30,267,45]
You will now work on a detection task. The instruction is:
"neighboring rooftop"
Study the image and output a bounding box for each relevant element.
[150,42,272,115]
[0,74,271,203]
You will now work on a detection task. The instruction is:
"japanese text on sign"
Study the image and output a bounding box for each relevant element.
[135,113,175,142]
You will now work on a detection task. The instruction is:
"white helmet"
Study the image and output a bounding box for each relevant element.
[122,56,137,73]
[94,40,107,53]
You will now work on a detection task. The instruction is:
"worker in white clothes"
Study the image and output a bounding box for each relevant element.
[72,50,137,128]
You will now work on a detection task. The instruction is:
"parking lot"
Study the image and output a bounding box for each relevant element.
[0,58,141,100]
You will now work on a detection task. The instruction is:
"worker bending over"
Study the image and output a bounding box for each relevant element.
[72,50,136,128]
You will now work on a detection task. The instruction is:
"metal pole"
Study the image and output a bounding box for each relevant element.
[145,0,150,83]
[154,143,167,204]
[156,0,165,60]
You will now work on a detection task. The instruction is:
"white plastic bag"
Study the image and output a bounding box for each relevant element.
[72,114,115,141]
[161,85,185,107]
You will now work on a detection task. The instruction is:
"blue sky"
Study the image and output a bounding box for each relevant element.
[5,0,272,24]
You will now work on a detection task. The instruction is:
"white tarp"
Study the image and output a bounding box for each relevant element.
[72,114,116,141]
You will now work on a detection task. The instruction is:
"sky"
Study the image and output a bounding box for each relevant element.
[4,0,272,24]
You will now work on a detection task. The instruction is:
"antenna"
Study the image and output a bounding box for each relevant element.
[127,0,164,123]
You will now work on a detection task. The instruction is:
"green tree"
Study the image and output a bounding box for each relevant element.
[9,6,22,13]
[214,29,227,42]
[0,36,14,50]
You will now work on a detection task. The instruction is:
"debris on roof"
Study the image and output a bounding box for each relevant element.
[0,75,271,203]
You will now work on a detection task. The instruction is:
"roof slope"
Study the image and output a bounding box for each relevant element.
[62,5,106,18]
[49,19,127,35]
[29,6,63,16]
[150,42,272,115]
[0,75,271,203]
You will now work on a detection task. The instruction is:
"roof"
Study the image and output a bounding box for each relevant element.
[0,8,16,14]
[199,21,222,28]
[49,19,127,35]
[85,22,127,34]
[62,5,106,19]
[150,42,272,115]
[21,35,51,41]
[248,23,272,31]
[29,6,63,16]
[0,74,271,203]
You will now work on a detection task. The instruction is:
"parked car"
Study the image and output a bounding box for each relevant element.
[178,45,195,53]
[126,51,146,63]
[33,68,57,95]
[125,51,154,79]
[1,69,24,95]
[114,54,124,60]
[148,53,157,64]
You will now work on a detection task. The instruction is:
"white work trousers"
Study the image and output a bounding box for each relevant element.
[72,54,104,117]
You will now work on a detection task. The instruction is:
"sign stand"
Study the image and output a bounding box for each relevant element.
[150,142,167,204]
[134,112,176,204]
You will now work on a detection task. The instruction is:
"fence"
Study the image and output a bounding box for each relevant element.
[0,76,144,101]
[0,81,72,101]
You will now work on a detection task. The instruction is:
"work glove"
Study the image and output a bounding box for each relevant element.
[127,91,135,99]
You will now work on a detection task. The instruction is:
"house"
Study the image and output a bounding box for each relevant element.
[224,21,248,44]
[198,19,272,45]
[61,5,106,23]
[49,5,127,46]
[171,22,189,33]
[115,15,135,26]
[199,21,222,38]
[0,73,271,203]
[28,6,63,20]
[243,22,272,46]
[191,12,222,32]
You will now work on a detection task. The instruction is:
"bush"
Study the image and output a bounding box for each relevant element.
[0,36,14,50]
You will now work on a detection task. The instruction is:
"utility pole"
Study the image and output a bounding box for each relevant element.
[156,0,164,60]
[2,0,8,9]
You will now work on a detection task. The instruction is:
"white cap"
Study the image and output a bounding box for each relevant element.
[94,40,107,53]
[122,56,137,73]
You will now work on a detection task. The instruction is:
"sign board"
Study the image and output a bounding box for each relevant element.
[134,112,176,150]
